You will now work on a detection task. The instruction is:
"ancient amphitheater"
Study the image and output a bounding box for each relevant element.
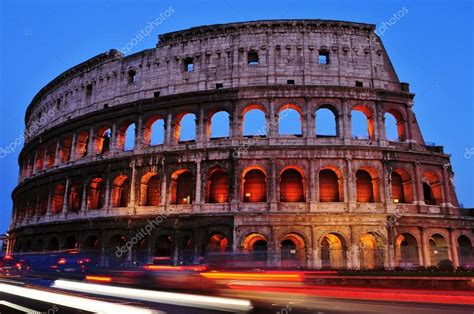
[8,19,473,269]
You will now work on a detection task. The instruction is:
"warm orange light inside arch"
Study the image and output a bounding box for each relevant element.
[352,105,375,140]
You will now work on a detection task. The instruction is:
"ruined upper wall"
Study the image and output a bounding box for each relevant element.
[24,19,403,141]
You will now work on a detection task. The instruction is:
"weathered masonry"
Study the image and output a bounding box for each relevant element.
[8,19,473,269]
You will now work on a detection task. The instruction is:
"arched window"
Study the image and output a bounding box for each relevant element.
[458,235,473,267]
[38,187,48,215]
[243,233,268,262]
[243,107,266,137]
[208,234,229,252]
[155,234,173,257]
[395,233,419,268]
[150,119,165,145]
[76,131,89,159]
[177,113,196,142]
[429,234,449,266]
[243,169,266,202]
[171,170,193,204]
[352,106,374,140]
[58,135,72,163]
[280,168,305,202]
[422,171,442,205]
[87,177,105,209]
[391,172,405,203]
[141,173,161,206]
[316,107,337,137]
[359,233,384,269]
[95,127,111,154]
[35,146,45,171]
[51,183,65,214]
[385,109,406,141]
[210,111,230,139]
[356,169,375,203]
[207,169,229,203]
[64,236,78,250]
[124,123,136,151]
[321,233,347,269]
[111,175,130,207]
[319,169,341,202]
[68,181,83,212]
[279,106,302,136]
[46,142,56,168]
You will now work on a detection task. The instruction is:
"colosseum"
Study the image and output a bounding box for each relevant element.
[7,19,474,269]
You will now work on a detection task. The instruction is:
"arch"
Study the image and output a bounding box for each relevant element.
[356,168,380,203]
[122,122,136,151]
[280,233,306,268]
[207,168,229,203]
[45,142,56,169]
[144,115,165,146]
[385,109,406,141]
[170,169,194,205]
[68,181,83,212]
[140,172,161,206]
[46,237,60,251]
[175,113,196,142]
[280,167,305,202]
[429,233,449,266]
[320,233,347,269]
[51,182,65,214]
[209,111,230,139]
[38,186,49,216]
[35,146,45,172]
[391,168,414,203]
[58,135,72,163]
[359,233,384,269]
[319,167,343,202]
[278,104,303,136]
[75,130,89,159]
[242,233,268,262]
[458,235,473,268]
[83,235,101,250]
[422,171,443,205]
[111,175,130,207]
[35,239,45,251]
[395,233,419,268]
[207,234,229,253]
[107,234,126,263]
[155,234,173,257]
[243,105,266,137]
[95,126,111,154]
[87,177,105,209]
[64,236,78,250]
[352,105,375,140]
[316,106,338,137]
[243,168,267,202]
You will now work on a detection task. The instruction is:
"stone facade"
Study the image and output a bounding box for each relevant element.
[7,20,474,269]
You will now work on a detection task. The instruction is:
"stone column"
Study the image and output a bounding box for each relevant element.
[87,126,95,157]
[349,226,359,269]
[195,159,202,206]
[270,159,277,211]
[104,176,111,210]
[166,112,173,146]
[161,162,168,206]
[420,228,431,267]
[81,180,88,211]
[54,140,61,165]
[268,97,276,138]
[376,101,386,146]
[341,98,352,145]
[197,106,205,145]
[129,161,136,208]
[305,97,313,140]
[414,162,424,206]
[135,115,144,150]
[442,165,452,207]
[449,229,459,267]
[62,178,70,213]
[309,159,317,202]
[346,158,355,211]
[70,133,77,162]
[406,100,415,144]
[46,184,53,216]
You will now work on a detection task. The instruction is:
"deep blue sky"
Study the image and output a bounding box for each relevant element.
[0,0,473,234]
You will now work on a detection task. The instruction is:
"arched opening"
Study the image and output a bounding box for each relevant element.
[391,169,414,203]
[207,168,229,203]
[143,115,165,146]
[108,235,126,264]
[458,235,473,268]
[64,236,78,250]
[27,191,38,217]
[385,109,406,141]
[351,105,374,140]
[395,233,419,268]
[242,233,268,262]
[87,177,105,209]
[209,111,230,139]
[47,237,60,251]
[35,146,45,172]
[243,106,266,137]
[356,169,379,203]
[68,181,83,212]
[321,233,347,269]
[278,106,302,136]
[58,135,72,163]
[280,168,305,202]
[243,168,267,202]
[280,233,306,268]
[422,171,443,205]
[319,168,342,202]
[359,233,384,269]
[155,234,173,257]
[170,170,193,205]
[123,123,136,151]
[95,126,111,154]
[316,107,338,137]
[111,175,130,207]
[76,131,89,159]
[35,239,44,252]
[51,183,65,214]
[38,187,48,216]
[207,234,229,253]
[83,235,101,250]
[429,233,449,266]
[140,172,161,206]
[176,113,196,142]
[45,142,56,169]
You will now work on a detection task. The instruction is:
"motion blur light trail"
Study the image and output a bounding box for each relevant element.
[53,279,253,312]
[0,282,160,314]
